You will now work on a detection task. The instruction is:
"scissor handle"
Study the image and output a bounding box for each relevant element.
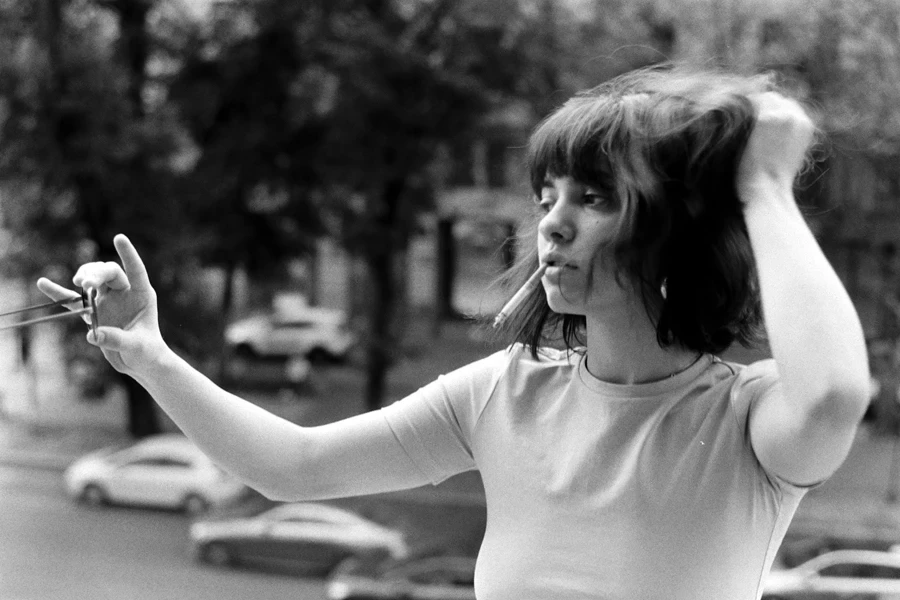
[83,287,99,338]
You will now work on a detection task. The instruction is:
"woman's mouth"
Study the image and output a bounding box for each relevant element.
[543,262,576,278]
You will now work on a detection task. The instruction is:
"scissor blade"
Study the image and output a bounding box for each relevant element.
[0,307,92,331]
[0,297,82,319]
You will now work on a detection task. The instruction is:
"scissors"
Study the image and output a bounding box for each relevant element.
[0,288,99,338]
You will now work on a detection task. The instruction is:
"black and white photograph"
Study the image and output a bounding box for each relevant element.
[0,0,898,598]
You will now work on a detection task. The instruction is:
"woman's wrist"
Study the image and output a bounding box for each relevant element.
[137,341,182,385]
[739,174,799,213]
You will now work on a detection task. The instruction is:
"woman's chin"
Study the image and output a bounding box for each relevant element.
[545,295,583,316]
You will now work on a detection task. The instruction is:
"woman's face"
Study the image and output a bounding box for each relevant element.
[536,175,634,317]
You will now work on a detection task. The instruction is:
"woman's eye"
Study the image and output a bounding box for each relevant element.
[583,192,603,205]
[535,196,554,212]
[583,191,612,209]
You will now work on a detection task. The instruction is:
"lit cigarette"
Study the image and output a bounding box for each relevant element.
[492,263,548,328]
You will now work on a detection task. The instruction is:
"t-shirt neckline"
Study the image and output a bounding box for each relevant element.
[576,352,714,398]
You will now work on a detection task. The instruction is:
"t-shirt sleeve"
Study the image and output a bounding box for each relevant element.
[379,349,511,485]
[729,358,819,493]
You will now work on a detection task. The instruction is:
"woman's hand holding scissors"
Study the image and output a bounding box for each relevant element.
[37,234,167,379]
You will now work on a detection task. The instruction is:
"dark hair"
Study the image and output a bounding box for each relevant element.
[494,64,797,357]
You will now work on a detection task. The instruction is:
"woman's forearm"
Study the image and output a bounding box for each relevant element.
[133,348,312,498]
[131,347,428,501]
[743,185,870,421]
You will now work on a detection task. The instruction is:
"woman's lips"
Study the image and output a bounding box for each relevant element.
[543,263,575,278]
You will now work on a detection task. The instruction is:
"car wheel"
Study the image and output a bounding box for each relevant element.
[182,494,209,515]
[80,483,107,507]
[201,542,231,567]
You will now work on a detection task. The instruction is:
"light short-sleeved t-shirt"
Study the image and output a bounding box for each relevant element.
[381,345,809,600]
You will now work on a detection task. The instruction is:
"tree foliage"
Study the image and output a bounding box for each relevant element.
[3,0,897,419]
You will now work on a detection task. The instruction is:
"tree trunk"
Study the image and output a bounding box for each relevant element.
[362,177,409,411]
[364,248,394,412]
[435,216,458,321]
[216,260,237,383]
[123,376,161,438]
[108,0,151,119]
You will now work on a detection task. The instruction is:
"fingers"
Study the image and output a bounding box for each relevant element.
[114,234,151,291]
[88,326,116,348]
[750,92,814,136]
[87,325,158,375]
[36,277,82,304]
[87,326,131,373]
[73,261,130,292]
[71,234,148,292]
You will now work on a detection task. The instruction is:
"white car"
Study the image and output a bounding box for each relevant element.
[763,549,900,599]
[225,307,356,362]
[64,434,247,514]
[327,554,477,600]
[190,502,409,576]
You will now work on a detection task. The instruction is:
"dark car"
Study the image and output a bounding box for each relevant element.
[326,554,477,600]
[189,502,409,577]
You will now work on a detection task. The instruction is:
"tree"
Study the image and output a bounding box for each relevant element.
[307,0,562,410]
[166,1,330,380]
[0,0,207,437]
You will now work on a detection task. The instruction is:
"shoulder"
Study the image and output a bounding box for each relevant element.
[729,358,780,395]
[429,344,577,419]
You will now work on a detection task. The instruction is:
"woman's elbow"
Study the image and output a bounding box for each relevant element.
[255,485,301,503]
[818,369,871,427]
[231,459,310,502]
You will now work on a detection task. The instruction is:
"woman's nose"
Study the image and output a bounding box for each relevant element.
[538,203,575,243]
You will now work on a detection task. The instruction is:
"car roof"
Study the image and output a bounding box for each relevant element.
[120,434,209,460]
[227,308,347,329]
[797,549,900,572]
[273,307,344,323]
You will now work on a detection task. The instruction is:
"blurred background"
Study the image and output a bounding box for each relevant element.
[0,0,899,598]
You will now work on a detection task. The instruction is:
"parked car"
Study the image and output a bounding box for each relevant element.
[225,306,356,362]
[327,554,477,600]
[189,502,409,577]
[64,434,247,514]
[763,549,900,599]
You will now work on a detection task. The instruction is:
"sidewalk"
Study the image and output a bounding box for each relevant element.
[0,418,128,471]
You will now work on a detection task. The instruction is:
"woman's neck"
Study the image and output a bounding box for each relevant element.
[584,304,701,385]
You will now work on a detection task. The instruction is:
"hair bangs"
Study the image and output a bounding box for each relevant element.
[527,96,626,198]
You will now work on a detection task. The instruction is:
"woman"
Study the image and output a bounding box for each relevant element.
[38,65,869,599]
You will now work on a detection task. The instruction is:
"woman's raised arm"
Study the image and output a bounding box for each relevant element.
[37,234,430,500]
[738,93,870,486]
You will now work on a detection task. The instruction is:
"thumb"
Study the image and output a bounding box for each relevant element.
[87,326,133,352]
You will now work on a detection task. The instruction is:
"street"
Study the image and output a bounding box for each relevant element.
[0,465,328,600]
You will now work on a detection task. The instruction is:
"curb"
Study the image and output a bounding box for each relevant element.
[0,451,72,472]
